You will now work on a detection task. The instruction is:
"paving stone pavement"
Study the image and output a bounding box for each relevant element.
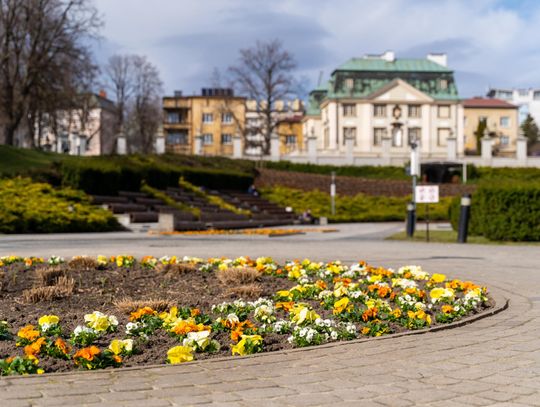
[1,225,540,406]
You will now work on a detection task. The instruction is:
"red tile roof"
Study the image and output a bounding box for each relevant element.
[463,97,517,108]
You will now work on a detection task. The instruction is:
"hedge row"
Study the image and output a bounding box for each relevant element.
[59,156,253,195]
[0,178,121,234]
[450,183,540,241]
[261,186,452,223]
[263,161,409,180]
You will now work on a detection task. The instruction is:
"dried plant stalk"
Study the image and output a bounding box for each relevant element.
[68,256,98,271]
[157,263,198,275]
[20,276,75,304]
[113,297,174,314]
[216,267,261,285]
[35,266,66,287]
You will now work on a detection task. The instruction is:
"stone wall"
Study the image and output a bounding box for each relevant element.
[255,168,476,197]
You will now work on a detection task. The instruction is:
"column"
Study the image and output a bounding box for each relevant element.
[381,135,392,165]
[194,135,203,155]
[270,134,280,161]
[78,136,87,156]
[232,135,242,158]
[345,136,355,165]
[116,134,127,155]
[446,136,457,161]
[155,125,165,154]
[307,135,317,163]
[481,136,492,166]
[516,136,528,165]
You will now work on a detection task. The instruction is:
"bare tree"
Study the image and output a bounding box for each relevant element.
[104,54,133,135]
[0,0,101,146]
[228,39,297,154]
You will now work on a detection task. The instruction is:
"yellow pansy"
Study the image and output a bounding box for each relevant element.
[290,305,319,325]
[167,346,194,364]
[108,339,133,355]
[97,255,108,266]
[276,290,292,300]
[333,297,350,315]
[429,287,454,302]
[333,284,349,298]
[218,263,228,271]
[430,273,446,284]
[38,315,59,327]
[231,334,263,356]
[159,306,179,326]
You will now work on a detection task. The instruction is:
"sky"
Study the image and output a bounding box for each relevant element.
[93,0,540,100]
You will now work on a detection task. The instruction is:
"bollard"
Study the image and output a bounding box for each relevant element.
[406,202,416,237]
[457,194,471,243]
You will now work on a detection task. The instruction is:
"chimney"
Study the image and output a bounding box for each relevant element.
[381,50,395,62]
[427,53,447,67]
[98,89,107,99]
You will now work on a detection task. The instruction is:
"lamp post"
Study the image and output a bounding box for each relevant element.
[407,136,420,237]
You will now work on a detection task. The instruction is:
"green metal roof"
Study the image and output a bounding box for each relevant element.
[336,58,452,73]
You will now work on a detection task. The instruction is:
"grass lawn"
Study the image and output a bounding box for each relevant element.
[386,229,540,245]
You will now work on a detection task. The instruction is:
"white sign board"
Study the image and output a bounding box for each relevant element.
[415,185,439,203]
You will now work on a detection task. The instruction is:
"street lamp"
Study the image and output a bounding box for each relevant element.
[407,135,420,237]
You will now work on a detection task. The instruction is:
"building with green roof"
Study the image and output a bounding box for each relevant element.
[302,51,464,164]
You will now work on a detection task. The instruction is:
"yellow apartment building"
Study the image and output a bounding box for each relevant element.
[463,97,519,155]
[277,115,304,154]
[162,88,246,156]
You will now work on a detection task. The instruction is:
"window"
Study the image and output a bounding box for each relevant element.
[373,128,386,146]
[202,133,213,145]
[437,128,451,147]
[518,89,528,97]
[221,134,232,144]
[500,116,510,128]
[343,127,357,144]
[408,127,421,145]
[438,105,450,118]
[439,79,448,90]
[500,135,509,146]
[344,78,354,90]
[221,113,233,123]
[408,105,421,118]
[166,131,188,145]
[285,135,297,145]
[202,113,213,123]
[534,91,540,100]
[374,104,386,117]
[167,112,179,123]
[343,104,356,117]
[247,118,258,127]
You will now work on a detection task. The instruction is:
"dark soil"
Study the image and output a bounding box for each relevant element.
[0,262,494,374]
[0,262,296,372]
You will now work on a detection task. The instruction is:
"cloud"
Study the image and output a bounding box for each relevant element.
[93,0,540,99]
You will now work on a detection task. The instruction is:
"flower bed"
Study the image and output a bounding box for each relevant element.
[0,255,491,375]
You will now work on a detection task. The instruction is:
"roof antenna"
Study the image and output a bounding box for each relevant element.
[317,70,324,86]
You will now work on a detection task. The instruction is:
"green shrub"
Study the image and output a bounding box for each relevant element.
[0,178,121,233]
[261,186,452,223]
[448,195,483,236]
[141,183,201,219]
[264,161,408,180]
[178,178,250,216]
[60,157,253,195]
[450,183,540,241]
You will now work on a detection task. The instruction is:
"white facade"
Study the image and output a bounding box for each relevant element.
[303,79,464,161]
[34,94,116,156]
[488,88,540,125]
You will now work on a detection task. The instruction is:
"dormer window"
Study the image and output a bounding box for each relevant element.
[439,79,448,90]
[344,78,354,91]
